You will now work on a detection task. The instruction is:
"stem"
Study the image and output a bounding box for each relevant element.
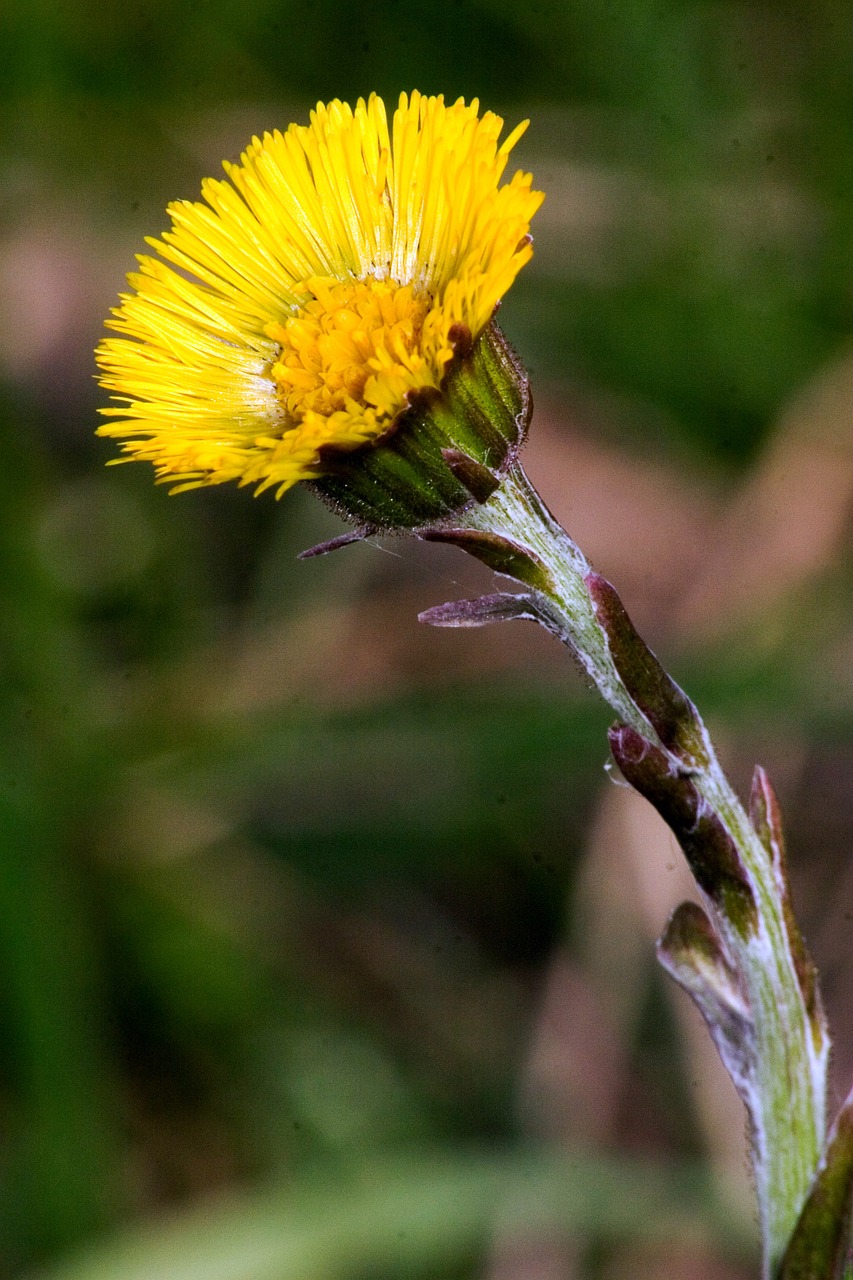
[461,461,828,1276]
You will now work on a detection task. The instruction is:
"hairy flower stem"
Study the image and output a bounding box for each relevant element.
[436,460,829,1276]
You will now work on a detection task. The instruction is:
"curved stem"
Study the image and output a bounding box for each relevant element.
[458,461,828,1276]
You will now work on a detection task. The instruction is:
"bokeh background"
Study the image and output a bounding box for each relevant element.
[2,2,853,1277]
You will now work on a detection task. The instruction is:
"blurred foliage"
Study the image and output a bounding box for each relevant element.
[1,1,853,1278]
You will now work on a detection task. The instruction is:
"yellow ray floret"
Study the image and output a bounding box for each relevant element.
[96,91,544,497]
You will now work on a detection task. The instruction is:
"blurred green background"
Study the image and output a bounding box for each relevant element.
[2,2,853,1277]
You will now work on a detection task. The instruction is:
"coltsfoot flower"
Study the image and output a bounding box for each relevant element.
[94,92,846,1274]
[96,92,543,525]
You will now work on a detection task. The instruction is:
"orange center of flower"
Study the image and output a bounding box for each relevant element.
[265,276,439,433]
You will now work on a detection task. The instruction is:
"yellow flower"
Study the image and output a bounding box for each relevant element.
[96,91,543,499]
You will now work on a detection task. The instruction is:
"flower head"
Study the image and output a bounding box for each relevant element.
[96,92,543,504]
